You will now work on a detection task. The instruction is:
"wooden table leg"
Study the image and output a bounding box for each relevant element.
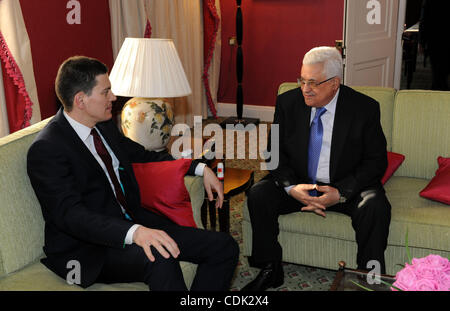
[208,200,216,231]
[201,198,217,231]
[218,198,230,233]
[201,199,208,229]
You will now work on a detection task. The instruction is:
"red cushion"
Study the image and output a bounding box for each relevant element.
[132,159,197,227]
[420,157,450,205]
[381,152,406,185]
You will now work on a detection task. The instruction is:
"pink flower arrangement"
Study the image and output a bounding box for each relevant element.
[392,254,450,291]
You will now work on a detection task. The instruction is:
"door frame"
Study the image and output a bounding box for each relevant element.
[394,0,407,90]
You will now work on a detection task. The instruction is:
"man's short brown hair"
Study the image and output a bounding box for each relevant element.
[55,56,108,111]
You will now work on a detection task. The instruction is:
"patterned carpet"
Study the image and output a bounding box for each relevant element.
[200,123,337,291]
[226,192,336,291]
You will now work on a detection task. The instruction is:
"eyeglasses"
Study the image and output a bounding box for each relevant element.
[297,76,336,89]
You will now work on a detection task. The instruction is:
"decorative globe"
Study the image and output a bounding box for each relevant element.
[121,98,174,151]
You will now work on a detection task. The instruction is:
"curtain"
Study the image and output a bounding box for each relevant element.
[109,0,148,60]
[0,0,41,136]
[210,0,221,118]
[146,0,205,126]
[0,63,9,137]
[203,0,221,118]
[109,0,222,126]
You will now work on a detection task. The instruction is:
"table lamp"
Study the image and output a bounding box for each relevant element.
[109,38,192,151]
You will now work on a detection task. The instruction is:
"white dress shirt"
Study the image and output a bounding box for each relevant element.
[286,89,339,194]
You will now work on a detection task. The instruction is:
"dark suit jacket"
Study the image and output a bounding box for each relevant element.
[269,85,387,202]
[26,108,196,287]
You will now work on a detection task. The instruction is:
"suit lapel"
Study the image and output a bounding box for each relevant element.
[297,93,312,177]
[330,86,354,181]
[54,109,106,176]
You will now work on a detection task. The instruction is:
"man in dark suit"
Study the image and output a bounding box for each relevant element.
[27,56,239,290]
[242,47,391,291]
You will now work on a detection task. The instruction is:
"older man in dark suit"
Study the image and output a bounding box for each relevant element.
[27,56,239,290]
[243,47,391,291]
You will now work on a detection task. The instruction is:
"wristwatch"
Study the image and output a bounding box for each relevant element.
[338,193,347,204]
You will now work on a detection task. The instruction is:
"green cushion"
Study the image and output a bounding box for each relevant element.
[277,82,298,95]
[184,176,205,229]
[0,119,51,277]
[384,176,450,250]
[0,259,197,291]
[351,86,396,151]
[392,90,450,179]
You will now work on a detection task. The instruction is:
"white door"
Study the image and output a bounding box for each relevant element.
[343,0,400,87]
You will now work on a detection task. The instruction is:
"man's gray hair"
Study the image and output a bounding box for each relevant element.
[303,47,343,79]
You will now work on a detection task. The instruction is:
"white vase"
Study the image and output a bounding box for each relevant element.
[121,98,174,151]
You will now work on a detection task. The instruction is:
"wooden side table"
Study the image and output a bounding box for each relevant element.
[168,134,254,233]
[201,161,254,233]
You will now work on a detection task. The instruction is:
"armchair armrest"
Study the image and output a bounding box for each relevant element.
[184,176,205,229]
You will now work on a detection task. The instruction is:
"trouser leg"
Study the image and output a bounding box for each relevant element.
[136,208,239,290]
[98,210,239,291]
[167,225,239,291]
[330,188,391,274]
[246,176,300,266]
[97,244,187,291]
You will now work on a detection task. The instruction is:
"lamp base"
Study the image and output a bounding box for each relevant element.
[220,117,260,129]
[121,97,174,151]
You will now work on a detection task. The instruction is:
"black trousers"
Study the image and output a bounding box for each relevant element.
[97,209,239,291]
[246,175,391,274]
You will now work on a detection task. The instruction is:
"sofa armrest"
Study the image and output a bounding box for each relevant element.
[184,176,205,229]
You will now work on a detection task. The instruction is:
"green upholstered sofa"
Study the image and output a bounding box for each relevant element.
[0,118,205,290]
[242,84,450,276]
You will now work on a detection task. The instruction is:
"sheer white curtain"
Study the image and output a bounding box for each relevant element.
[147,0,204,125]
[0,0,41,136]
[109,0,147,60]
[109,0,222,126]
[0,64,8,137]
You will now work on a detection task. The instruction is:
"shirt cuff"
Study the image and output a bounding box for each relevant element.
[195,162,206,176]
[285,185,294,195]
[125,224,141,245]
[181,149,193,159]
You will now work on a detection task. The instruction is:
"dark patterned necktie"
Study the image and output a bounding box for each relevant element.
[91,128,133,220]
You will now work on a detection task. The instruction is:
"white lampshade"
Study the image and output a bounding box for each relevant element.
[109,38,192,98]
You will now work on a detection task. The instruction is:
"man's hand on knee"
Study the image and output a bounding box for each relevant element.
[133,226,180,262]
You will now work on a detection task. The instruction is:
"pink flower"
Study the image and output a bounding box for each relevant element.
[393,264,418,291]
[414,278,440,291]
[414,261,441,280]
[438,271,450,291]
[424,254,449,270]
[392,255,450,291]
